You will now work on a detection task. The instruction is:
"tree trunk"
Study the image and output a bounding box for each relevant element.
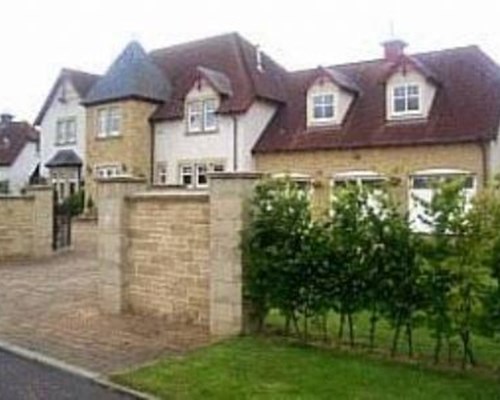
[434,333,442,364]
[322,313,329,343]
[291,312,301,337]
[391,316,402,358]
[446,336,453,364]
[347,313,355,347]
[338,312,346,342]
[369,306,378,351]
[406,321,414,358]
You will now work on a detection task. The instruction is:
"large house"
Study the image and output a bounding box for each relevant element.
[35,33,500,229]
[35,68,99,200]
[0,114,40,194]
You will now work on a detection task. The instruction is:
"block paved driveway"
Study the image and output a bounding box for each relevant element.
[0,248,209,374]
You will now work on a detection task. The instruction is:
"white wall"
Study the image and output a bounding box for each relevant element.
[154,79,276,185]
[386,69,436,120]
[39,79,86,177]
[0,141,39,193]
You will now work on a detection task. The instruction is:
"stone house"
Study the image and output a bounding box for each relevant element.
[35,34,500,229]
[0,114,40,194]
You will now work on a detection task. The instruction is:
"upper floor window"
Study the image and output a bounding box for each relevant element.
[187,99,217,133]
[97,106,121,138]
[392,83,421,116]
[55,117,77,145]
[94,163,124,179]
[312,94,335,121]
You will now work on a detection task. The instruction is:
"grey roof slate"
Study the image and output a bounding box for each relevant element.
[83,41,171,105]
[45,149,82,167]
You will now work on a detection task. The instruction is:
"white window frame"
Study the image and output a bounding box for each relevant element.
[94,164,124,179]
[272,173,314,197]
[187,98,218,133]
[391,83,422,116]
[155,162,168,185]
[311,93,335,122]
[55,117,77,145]
[408,169,476,234]
[97,106,121,138]
[179,161,225,188]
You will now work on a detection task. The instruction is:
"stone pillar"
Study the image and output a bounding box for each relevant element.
[26,185,53,258]
[209,172,262,337]
[97,177,146,314]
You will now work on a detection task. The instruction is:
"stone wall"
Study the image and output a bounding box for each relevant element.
[126,192,210,327]
[96,174,259,337]
[255,143,484,212]
[0,186,53,261]
[72,216,98,254]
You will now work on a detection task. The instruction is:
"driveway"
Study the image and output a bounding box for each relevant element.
[0,249,209,373]
[0,349,139,400]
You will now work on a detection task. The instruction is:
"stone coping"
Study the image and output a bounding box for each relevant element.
[26,185,52,192]
[127,190,209,202]
[73,216,98,223]
[208,172,264,180]
[95,176,146,184]
[0,194,35,200]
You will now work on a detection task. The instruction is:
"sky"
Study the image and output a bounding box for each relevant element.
[2,0,500,122]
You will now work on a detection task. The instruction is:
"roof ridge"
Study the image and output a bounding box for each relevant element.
[61,67,100,78]
[149,32,239,55]
[289,45,483,74]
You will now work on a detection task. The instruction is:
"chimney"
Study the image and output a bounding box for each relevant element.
[382,39,407,62]
[0,113,13,125]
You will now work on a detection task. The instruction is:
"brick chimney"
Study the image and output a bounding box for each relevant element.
[382,39,407,62]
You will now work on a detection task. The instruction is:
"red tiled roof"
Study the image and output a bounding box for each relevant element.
[149,33,288,120]
[254,45,500,153]
[34,68,100,125]
[0,121,39,166]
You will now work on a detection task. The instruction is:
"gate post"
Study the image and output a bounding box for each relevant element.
[26,185,53,258]
[97,177,146,314]
[208,172,262,337]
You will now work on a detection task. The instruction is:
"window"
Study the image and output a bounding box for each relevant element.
[312,94,335,121]
[55,118,77,145]
[332,171,387,212]
[408,170,476,233]
[156,162,168,185]
[95,164,123,179]
[97,107,121,138]
[272,173,313,197]
[392,84,421,115]
[179,162,225,188]
[187,99,218,133]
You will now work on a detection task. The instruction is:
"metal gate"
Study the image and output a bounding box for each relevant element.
[52,191,72,250]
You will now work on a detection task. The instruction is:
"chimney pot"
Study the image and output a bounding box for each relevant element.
[382,39,407,62]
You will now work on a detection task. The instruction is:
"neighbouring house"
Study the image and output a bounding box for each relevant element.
[37,33,500,231]
[0,113,40,194]
[35,68,99,201]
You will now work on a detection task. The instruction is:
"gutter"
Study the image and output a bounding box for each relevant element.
[232,115,238,171]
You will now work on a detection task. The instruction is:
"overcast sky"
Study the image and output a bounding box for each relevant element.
[2,0,500,122]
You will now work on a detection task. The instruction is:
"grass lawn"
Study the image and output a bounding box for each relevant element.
[113,337,500,399]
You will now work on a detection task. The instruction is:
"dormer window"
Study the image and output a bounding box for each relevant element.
[392,83,421,115]
[187,99,218,133]
[312,94,335,121]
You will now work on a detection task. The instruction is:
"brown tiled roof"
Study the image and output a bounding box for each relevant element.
[0,121,39,166]
[150,33,288,121]
[254,45,500,153]
[34,68,100,125]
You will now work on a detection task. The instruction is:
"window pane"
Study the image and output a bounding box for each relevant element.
[212,164,225,172]
[188,102,202,132]
[323,105,334,118]
[394,98,406,112]
[204,100,217,131]
[109,107,121,134]
[407,96,420,111]
[196,164,208,187]
[407,85,419,96]
[393,86,405,97]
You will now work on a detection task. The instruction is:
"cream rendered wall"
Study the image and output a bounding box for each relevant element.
[306,79,354,127]
[0,142,39,193]
[154,78,276,185]
[40,79,86,177]
[489,124,500,180]
[386,69,436,120]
